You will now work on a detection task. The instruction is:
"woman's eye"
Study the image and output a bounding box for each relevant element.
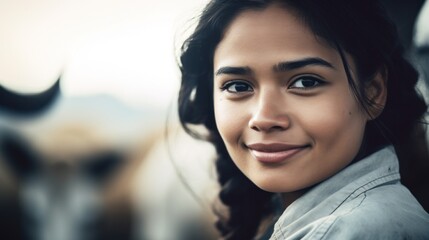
[289,76,324,89]
[222,81,253,93]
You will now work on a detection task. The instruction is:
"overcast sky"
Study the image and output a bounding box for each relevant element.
[0,0,208,109]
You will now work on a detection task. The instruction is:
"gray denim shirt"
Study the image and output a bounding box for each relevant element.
[270,146,429,239]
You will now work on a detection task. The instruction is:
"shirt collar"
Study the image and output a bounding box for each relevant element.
[273,146,400,234]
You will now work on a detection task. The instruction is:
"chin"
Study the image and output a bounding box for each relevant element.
[251,175,312,194]
[253,179,293,193]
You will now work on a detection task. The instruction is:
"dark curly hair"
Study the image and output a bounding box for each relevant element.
[177,0,429,239]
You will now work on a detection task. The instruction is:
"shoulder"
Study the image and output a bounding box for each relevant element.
[273,184,429,240]
[317,184,429,240]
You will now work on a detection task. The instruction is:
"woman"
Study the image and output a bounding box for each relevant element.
[178,0,429,239]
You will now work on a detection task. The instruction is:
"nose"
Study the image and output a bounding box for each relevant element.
[248,91,291,132]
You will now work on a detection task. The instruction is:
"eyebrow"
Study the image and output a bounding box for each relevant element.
[274,57,335,72]
[215,66,253,76]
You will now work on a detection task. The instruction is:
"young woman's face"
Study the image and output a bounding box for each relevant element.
[213,5,369,193]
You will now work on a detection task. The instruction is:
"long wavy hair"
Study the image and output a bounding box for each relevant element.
[177,0,429,239]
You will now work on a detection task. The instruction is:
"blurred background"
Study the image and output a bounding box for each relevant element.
[0,0,428,240]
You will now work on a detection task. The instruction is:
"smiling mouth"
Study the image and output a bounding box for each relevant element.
[247,143,310,163]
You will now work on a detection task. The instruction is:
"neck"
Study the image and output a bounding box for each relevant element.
[281,188,308,209]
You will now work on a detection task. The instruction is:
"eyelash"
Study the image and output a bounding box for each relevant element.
[220,80,253,93]
[288,75,326,90]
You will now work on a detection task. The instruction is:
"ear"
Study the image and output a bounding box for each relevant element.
[365,68,388,120]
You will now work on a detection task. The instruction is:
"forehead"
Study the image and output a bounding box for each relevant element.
[223,4,305,38]
[214,4,341,68]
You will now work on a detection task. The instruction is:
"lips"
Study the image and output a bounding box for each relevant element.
[247,143,309,163]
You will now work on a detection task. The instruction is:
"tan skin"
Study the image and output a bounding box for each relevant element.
[212,4,387,206]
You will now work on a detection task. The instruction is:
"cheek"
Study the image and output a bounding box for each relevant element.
[214,96,243,144]
[296,92,366,147]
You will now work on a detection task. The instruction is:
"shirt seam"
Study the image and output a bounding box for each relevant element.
[330,172,399,214]
[318,192,367,240]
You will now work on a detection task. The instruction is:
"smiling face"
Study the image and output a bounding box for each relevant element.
[213,4,369,193]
